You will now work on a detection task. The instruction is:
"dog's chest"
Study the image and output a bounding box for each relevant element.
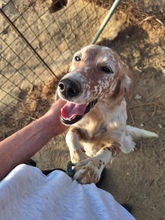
[77,122,112,156]
[74,101,127,156]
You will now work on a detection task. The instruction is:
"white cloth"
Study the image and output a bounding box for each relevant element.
[0,164,135,220]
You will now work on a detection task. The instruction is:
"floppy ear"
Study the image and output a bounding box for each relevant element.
[112,65,132,101]
[123,70,132,98]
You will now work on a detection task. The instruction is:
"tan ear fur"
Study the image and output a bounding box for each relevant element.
[112,65,132,102]
[123,69,133,99]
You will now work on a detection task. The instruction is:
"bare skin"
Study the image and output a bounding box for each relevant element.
[0,99,67,180]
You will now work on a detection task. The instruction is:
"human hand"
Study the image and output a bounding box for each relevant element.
[44,99,68,136]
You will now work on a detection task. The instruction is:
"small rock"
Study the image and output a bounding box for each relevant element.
[135,94,142,100]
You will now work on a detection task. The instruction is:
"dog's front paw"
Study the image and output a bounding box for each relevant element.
[73,158,104,184]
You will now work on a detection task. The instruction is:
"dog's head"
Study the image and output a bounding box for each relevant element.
[57,45,132,125]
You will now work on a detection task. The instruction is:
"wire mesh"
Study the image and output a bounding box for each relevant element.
[0,0,109,115]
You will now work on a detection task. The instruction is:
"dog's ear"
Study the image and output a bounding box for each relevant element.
[123,69,132,98]
[112,65,132,101]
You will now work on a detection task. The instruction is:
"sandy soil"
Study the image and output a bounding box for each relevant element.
[1,0,165,219]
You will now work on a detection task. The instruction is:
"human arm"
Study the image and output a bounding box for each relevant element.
[0,99,67,180]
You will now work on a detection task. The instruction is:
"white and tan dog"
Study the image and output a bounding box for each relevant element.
[57,45,158,184]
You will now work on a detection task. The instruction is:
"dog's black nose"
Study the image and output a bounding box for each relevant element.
[58,78,81,99]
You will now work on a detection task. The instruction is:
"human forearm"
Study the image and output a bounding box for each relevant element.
[0,99,67,180]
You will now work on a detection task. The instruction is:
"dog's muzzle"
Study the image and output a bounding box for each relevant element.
[60,99,97,125]
[58,78,97,125]
[58,78,81,100]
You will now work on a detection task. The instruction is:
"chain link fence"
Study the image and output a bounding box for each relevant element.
[0,0,106,113]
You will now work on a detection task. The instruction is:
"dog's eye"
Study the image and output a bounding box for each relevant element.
[101,66,113,74]
[75,56,81,61]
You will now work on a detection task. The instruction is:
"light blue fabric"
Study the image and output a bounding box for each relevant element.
[0,164,135,220]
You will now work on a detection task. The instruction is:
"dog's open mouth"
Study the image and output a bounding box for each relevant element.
[61,99,97,125]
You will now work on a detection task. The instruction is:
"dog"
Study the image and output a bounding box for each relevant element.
[57,45,158,184]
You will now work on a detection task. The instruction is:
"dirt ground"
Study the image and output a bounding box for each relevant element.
[1,0,165,219]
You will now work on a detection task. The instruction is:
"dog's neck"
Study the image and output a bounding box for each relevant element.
[95,97,125,119]
[75,98,126,131]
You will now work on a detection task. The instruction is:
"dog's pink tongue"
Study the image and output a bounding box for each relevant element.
[61,101,86,120]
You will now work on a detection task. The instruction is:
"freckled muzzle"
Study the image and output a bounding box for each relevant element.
[58,77,97,125]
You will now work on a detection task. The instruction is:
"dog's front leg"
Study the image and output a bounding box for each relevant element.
[73,144,120,184]
[66,127,86,163]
